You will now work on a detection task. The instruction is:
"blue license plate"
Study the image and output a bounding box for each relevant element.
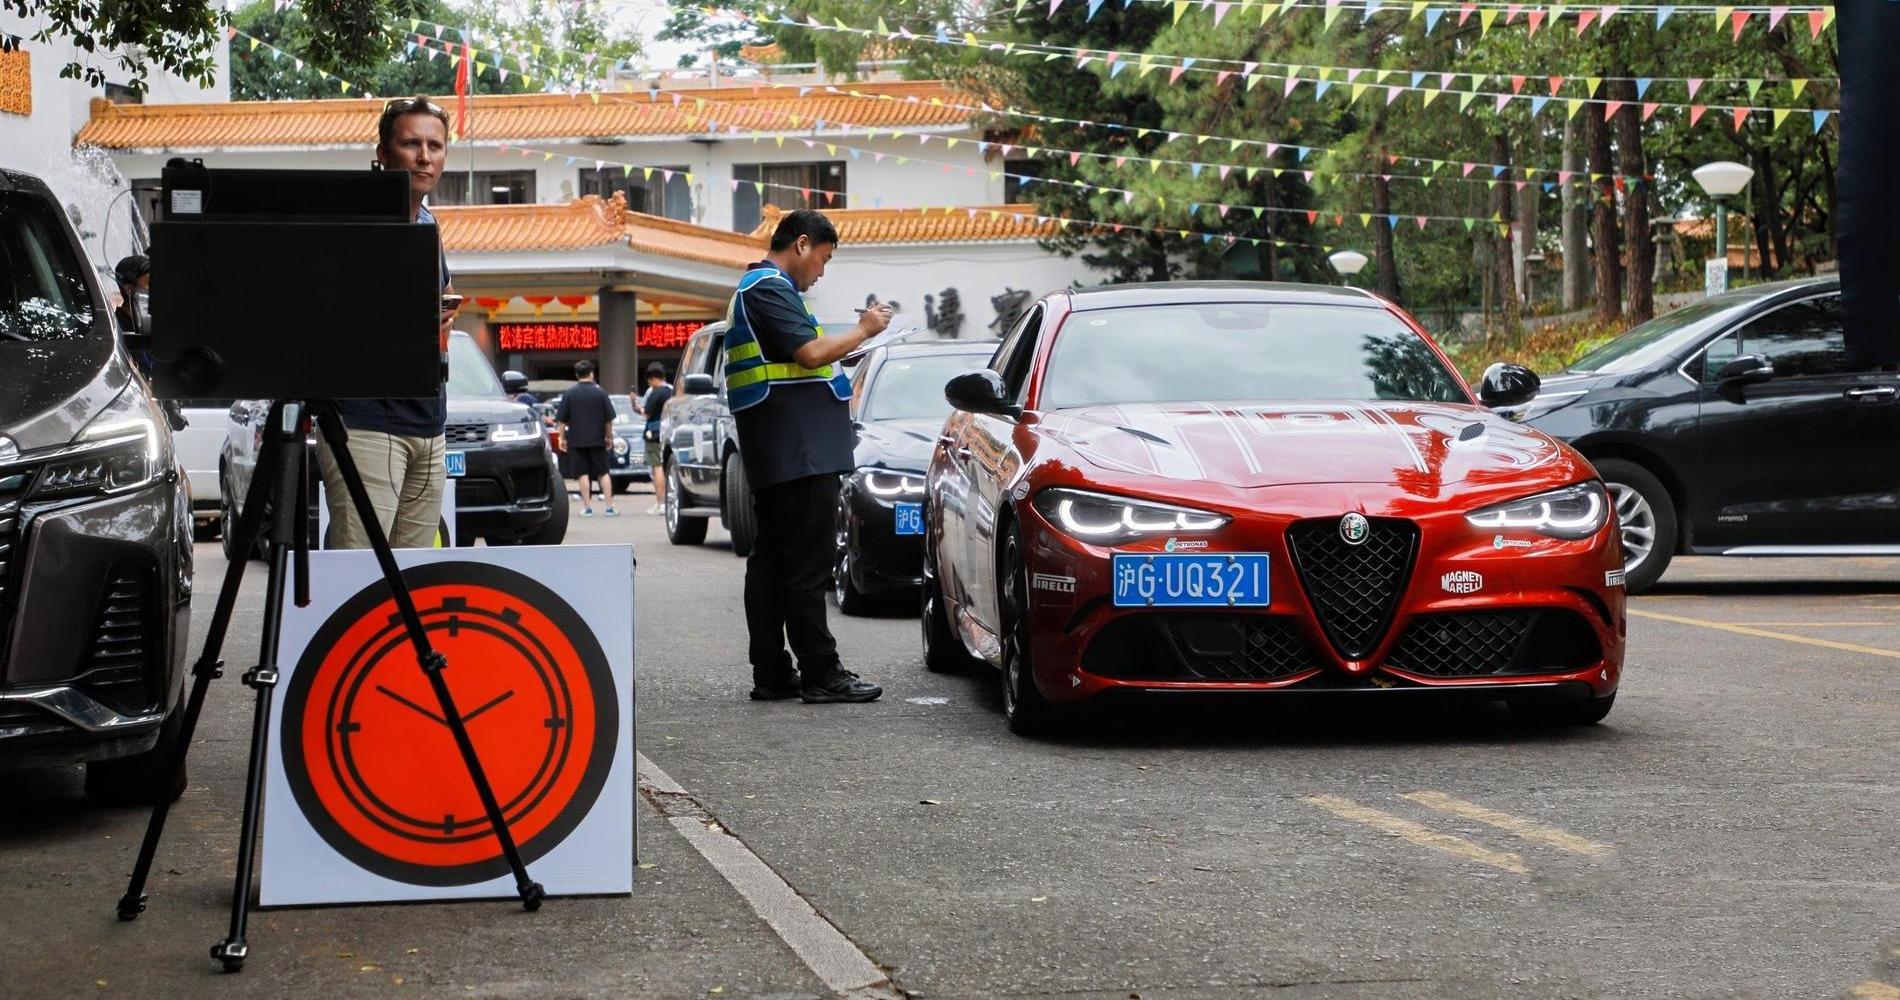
[444,451,466,477]
[894,502,924,536]
[1111,553,1270,608]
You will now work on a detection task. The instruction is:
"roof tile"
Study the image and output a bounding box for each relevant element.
[754,204,1056,246]
[435,193,762,269]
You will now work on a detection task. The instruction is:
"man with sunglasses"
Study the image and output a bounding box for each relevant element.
[315,97,459,550]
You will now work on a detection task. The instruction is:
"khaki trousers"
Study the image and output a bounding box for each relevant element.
[317,430,445,550]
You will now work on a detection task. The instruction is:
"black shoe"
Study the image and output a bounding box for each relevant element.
[800,668,882,704]
[749,678,802,701]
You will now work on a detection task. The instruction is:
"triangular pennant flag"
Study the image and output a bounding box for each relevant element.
[1656,4,1676,27]
[1531,96,1551,117]
[1479,7,1499,32]
[1635,78,1652,99]
[1687,78,1704,99]
[1603,100,1624,120]
[1772,108,1793,130]
[1746,79,1763,101]
[1689,104,1709,126]
[1577,8,1598,33]
[1459,90,1478,111]
[1567,98,1585,119]
[1496,93,1512,112]
[1731,106,1749,131]
[1790,78,1808,98]
[1586,77,1602,96]
[1808,7,1832,38]
[1812,109,1831,133]
[1548,75,1565,95]
[1424,6,1445,31]
[1730,9,1750,39]
[1768,5,1788,29]
[1642,102,1660,121]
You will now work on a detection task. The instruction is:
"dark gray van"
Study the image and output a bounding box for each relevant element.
[0,168,193,803]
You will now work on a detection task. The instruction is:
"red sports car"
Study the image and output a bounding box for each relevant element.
[922,282,1626,735]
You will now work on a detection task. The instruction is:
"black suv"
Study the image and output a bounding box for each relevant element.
[0,167,194,803]
[222,333,565,549]
[660,322,761,555]
[1507,277,1900,591]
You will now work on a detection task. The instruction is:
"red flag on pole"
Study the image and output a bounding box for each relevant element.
[454,42,472,139]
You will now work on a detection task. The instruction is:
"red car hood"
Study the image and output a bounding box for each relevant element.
[1035,401,1571,490]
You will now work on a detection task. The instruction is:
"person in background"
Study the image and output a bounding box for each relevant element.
[316,96,457,549]
[633,363,673,515]
[556,360,618,517]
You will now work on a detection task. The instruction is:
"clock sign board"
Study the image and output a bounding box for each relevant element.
[262,545,634,905]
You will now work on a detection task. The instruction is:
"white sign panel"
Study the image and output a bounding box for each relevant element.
[262,544,634,905]
[1704,257,1730,296]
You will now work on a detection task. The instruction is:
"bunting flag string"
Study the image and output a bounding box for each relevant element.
[760,12,1838,127]
[1020,0,1835,37]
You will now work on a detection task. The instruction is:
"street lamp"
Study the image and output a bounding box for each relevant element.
[1328,249,1369,281]
[1692,161,1754,294]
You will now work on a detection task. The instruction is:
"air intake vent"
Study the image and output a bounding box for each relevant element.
[79,566,159,715]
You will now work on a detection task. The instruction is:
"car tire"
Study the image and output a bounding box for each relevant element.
[999,523,1065,737]
[85,698,188,806]
[1595,458,1676,594]
[723,451,756,558]
[1516,693,1616,727]
[922,556,971,674]
[833,498,877,616]
[665,455,708,546]
[218,464,242,563]
[525,483,569,545]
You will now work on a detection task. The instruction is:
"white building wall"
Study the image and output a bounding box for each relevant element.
[803,242,1098,338]
[106,130,1006,234]
[1,12,227,271]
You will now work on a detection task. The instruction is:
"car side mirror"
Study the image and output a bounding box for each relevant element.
[1717,354,1775,386]
[682,373,716,396]
[1478,362,1541,408]
[944,369,1020,418]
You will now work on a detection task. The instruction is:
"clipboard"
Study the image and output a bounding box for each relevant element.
[844,326,928,361]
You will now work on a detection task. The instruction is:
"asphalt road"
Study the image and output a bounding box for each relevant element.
[3,485,1896,1000]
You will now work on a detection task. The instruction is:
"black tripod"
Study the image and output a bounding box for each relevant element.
[116,400,544,973]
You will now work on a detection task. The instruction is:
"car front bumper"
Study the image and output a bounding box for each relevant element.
[452,440,557,542]
[0,479,190,767]
[844,482,926,595]
[1014,502,1626,705]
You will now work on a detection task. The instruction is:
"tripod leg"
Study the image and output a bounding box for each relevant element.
[118,403,291,923]
[310,405,545,911]
[211,403,305,973]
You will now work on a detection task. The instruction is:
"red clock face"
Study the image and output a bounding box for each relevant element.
[281,562,618,887]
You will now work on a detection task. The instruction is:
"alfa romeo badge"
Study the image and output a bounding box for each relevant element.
[1339,512,1371,546]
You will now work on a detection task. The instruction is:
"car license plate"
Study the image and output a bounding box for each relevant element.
[894,502,924,536]
[445,451,466,477]
[1111,553,1270,608]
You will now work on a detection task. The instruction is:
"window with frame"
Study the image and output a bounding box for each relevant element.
[1697,295,1846,383]
[432,169,536,206]
[992,305,1044,403]
[731,161,847,233]
[577,165,692,221]
[1002,159,1043,203]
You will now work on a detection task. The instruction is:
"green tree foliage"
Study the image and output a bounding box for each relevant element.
[2,0,230,93]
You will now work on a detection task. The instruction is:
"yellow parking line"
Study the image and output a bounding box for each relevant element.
[1747,622,1900,627]
[1302,795,1529,875]
[1628,609,1900,661]
[1849,982,1900,1000]
[1399,792,1614,859]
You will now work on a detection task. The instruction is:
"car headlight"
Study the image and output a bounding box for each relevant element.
[491,419,541,442]
[1465,482,1608,540]
[1032,487,1229,545]
[613,436,630,456]
[859,469,925,498]
[29,388,164,502]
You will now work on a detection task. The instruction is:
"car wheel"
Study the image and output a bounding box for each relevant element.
[218,465,242,563]
[922,551,972,674]
[834,495,876,616]
[665,455,708,546]
[999,523,1064,737]
[723,451,756,558]
[1515,693,1616,727]
[1595,458,1676,594]
[525,482,569,545]
[85,697,188,805]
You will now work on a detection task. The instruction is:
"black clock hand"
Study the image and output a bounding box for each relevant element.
[461,689,516,724]
[375,684,448,726]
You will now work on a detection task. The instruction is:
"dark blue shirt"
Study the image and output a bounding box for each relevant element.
[334,204,450,437]
[731,260,854,490]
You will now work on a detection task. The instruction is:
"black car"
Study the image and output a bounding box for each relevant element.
[222,333,565,549]
[1507,277,1899,592]
[833,340,1000,613]
[1,167,194,803]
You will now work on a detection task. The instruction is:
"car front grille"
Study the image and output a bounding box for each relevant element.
[1386,610,1602,678]
[78,566,159,715]
[0,700,65,737]
[0,464,35,665]
[444,423,487,445]
[1082,614,1324,682]
[1286,517,1418,660]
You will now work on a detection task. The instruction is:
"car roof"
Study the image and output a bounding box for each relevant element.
[1061,280,1387,310]
[879,339,1002,359]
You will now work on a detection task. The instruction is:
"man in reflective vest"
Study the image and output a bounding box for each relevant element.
[727,209,892,703]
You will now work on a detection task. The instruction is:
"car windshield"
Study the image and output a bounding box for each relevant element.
[445,336,502,396]
[1039,302,1467,409]
[0,191,97,344]
[612,396,635,423]
[866,353,992,421]
[1566,297,1741,374]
